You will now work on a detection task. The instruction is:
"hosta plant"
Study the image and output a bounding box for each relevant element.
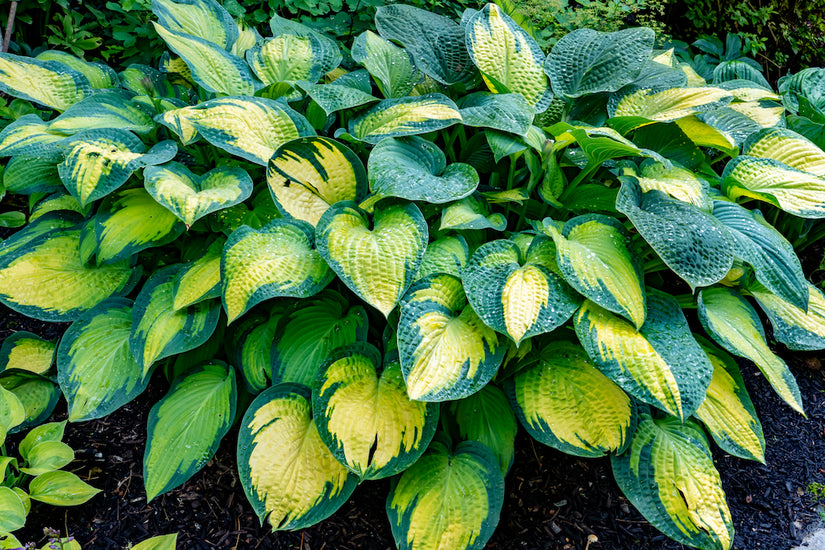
[0,1,823,549]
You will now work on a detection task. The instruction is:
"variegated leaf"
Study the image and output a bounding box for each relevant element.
[416,234,469,280]
[268,15,342,76]
[747,280,825,352]
[457,92,534,135]
[440,195,506,232]
[153,0,238,51]
[0,332,55,375]
[3,156,63,195]
[0,53,91,111]
[246,35,327,86]
[49,91,156,135]
[228,307,286,393]
[450,384,517,474]
[347,94,462,144]
[0,114,67,160]
[351,31,421,99]
[610,87,734,122]
[172,238,224,310]
[0,371,60,432]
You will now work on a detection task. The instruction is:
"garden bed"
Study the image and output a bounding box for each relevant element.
[3,303,823,550]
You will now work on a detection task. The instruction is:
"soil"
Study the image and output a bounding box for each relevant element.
[1,301,824,550]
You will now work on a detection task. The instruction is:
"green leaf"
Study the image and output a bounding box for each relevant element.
[440,195,506,232]
[0,371,61,432]
[317,201,427,317]
[57,298,149,422]
[575,291,713,421]
[612,415,733,550]
[506,341,635,457]
[238,383,358,530]
[49,91,156,135]
[0,385,25,433]
[267,136,367,227]
[698,286,804,414]
[20,440,74,475]
[131,266,221,374]
[713,200,807,309]
[28,470,101,506]
[145,162,253,227]
[19,421,66,459]
[222,219,332,323]
[0,114,67,160]
[695,338,765,462]
[375,5,478,87]
[387,439,504,550]
[747,280,825,352]
[3,156,63,195]
[542,214,646,329]
[161,97,315,166]
[0,226,138,321]
[59,129,177,207]
[302,71,379,116]
[368,136,479,204]
[462,237,580,345]
[0,488,25,532]
[228,308,285,393]
[450,385,517,474]
[0,53,91,111]
[144,362,236,501]
[466,4,551,110]
[351,31,421,99]
[35,50,117,90]
[313,343,438,480]
[416,234,469,280]
[268,15,342,76]
[172,239,224,310]
[616,179,734,289]
[130,534,178,550]
[271,292,368,387]
[152,23,259,96]
[631,159,712,211]
[29,193,82,222]
[397,274,505,401]
[0,332,55,375]
[94,188,185,264]
[347,94,462,144]
[153,0,238,50]
[610,87,733,122]
[546,28,654,98]
[0,532,22,549]
[457,92,534,135]
[246,35,328,86]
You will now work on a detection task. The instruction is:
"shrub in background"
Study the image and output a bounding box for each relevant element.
[0,1,824,550]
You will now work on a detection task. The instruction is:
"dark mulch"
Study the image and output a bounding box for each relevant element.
[2,300,824,550]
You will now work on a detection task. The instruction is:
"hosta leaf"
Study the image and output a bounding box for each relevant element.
[695,338,765,462]
[375,5,478,87]
[144,362,236,501]
[416,234,469,280]
[152,23,260,96]
[0,53,91,111]
[747,280,825,352]
[28,470,101,506]
[30,192,83,222]
[0,226,138,321]
[712,200,807,309]
[237,383,357,531]
[744,127,825,175]
[612,415,733,550]
[397,274,505,401]
[229,308,285,393]
[246,35,325,86]
[95,188,186,264]
[3,156,63,195]
[616,179,734,289]
[0,372,60,432]
[575,292,713,421]
[130,266,221,374]
[450,385,517,474]
[303,71,379,116]
[313,343,438,480]
[542,214,645,329]
[145,162,253,227]
[462,238,580,345]
[457,92,534,135]
[368,136,479,204]
[172,239,224,310]
[351,31,421,99]
[546,28,654,98]
[347,94,462,144]
[222,219,332,323]
[728,100,784,129]
[698,286,804,414]
[694,107,762,147]
[611,87,734,122]
[440,195,506,231]
[153,0,238,50]
[317,201,427,317]
[268,16,342,76]
[506,341,635,457]
[387,439,504,550]
[674,115,738,154]
[713,60,770,89]
[0,385,25,433]
[271,292,368,386]
[0,332,55,375]
[35,50,117,90]
[633,159,712,211]
[130,534,178,550]
[20,440,74,475]
[0,488,26,532]
[161,97,315,165]
[59,129,177,207]
[57,298,148,422]
[49,91,156,135]
[267,136,367,227]
[0,114,67,160]
[0,213,81,263]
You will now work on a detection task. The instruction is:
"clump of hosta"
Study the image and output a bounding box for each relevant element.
[0,1,823,549]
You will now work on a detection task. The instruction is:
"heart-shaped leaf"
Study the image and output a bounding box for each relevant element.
[222,219,333,323]
[1,371,61,432]
[0,332,55,375]
[440,195,507,231]
[267,136,367,227]
[368,136,479,204]
[416,234,469,280]
[302,70,379,115]
[351,31,421,99]
[317,201,427,317]
[145,162,253,227]
[246,35,327,86]
[397,274,505,401]
[457,92,535,135]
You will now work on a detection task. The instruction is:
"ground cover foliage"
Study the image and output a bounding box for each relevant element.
[0,1,825,549]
